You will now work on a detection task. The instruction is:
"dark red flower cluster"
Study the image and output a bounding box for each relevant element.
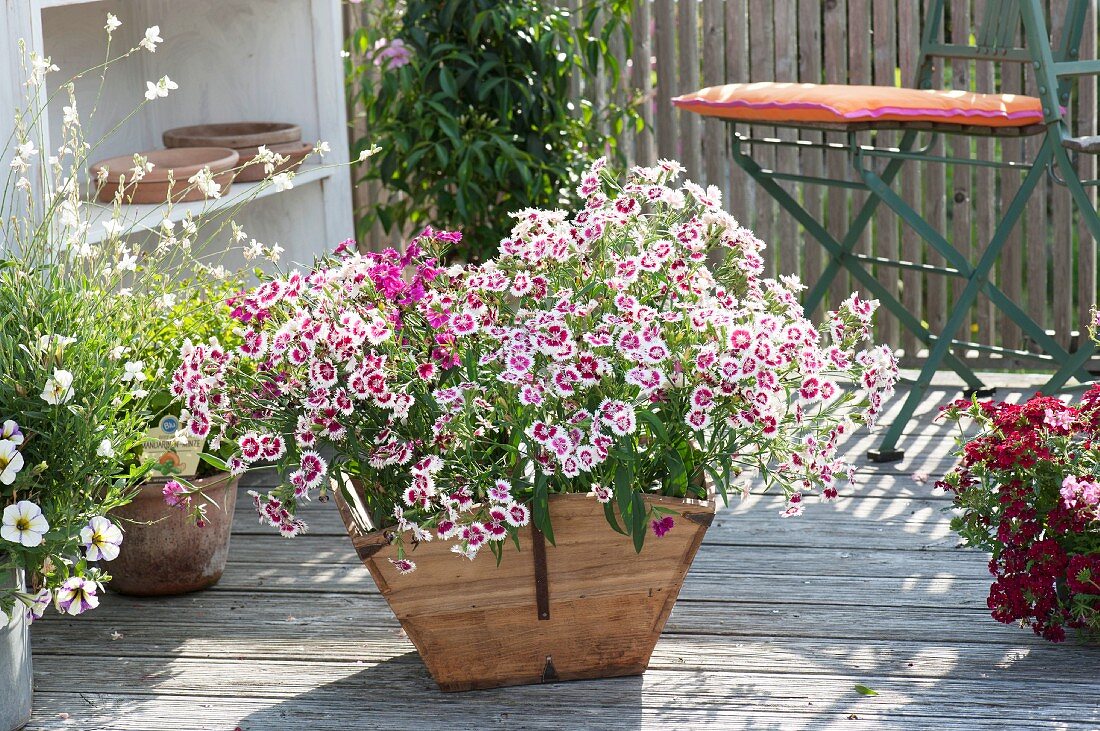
[938,386,1100,642]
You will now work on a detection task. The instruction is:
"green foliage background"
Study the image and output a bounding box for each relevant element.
[346,0,640,261]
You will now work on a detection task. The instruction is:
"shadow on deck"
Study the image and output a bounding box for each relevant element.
[24,373,1100,730]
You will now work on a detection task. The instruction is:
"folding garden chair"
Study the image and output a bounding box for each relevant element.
[673,0,1100,461]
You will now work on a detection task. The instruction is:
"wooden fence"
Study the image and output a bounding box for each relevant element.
[590,0,1099,367]
[348,1,1099,368]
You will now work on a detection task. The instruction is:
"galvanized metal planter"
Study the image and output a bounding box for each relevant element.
[1,565,32,731]
[108,473,239,596]
[335,484,715,692]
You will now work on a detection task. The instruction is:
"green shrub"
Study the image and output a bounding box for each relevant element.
[347,0,640,261]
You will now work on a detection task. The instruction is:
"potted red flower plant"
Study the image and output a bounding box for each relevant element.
[939,354,1100,642]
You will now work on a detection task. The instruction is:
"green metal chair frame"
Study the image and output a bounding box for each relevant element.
[724,0,1100,461]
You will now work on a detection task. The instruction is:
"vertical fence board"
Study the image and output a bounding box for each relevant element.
[1025,29,1049,352]
[702,0,727,197]
[797,0,825,319]
[898,0,924,357]
[924,2,949,339]
[998,32,1025,352]
[653,0,678,161]
[949,0,973,357]
[609,23,632,162]
[824,0,850,309]
[973,4,996,350]
[724,0,752,225]
[773,0,799,277]
[631,0,656,166]
[872,0,900,348]
[1050,0,1073,349]
[1077,1,1098,343]
[847,1,874,302]
[748,0,777,274]
[677,0,703,181]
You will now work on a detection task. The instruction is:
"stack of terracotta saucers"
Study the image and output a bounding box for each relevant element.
[89,123,311,205]
[163,122,311,183]
[90,147,240,204]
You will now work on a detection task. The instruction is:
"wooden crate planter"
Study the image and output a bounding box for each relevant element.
[335,484,715,691]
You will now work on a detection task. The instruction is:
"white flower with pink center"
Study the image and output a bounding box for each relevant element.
[588,484,614,504]
[504,503,530,527]
[238,432,263,462]
[488,480,512,503]
[299,450,328,488]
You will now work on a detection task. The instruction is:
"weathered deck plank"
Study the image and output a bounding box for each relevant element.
[26,377,1100,730]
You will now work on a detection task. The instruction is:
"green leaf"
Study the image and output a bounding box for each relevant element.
[439,66,457,97]
[603,500,626,535]
[630,492,647,553]
[614,461,633,530]
[199,453,229,472]
[854,684,879,697]
[636,409,668,443]
[533,472,555,545]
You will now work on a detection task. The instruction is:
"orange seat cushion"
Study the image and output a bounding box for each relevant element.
[671,82,1045,128]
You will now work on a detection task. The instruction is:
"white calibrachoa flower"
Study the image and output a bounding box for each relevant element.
[173,160,897,573]
[0,439,24,485]
[80,516,123,561]
[54,577,99,616]
[1,420,23,444]
[40,368,75,405]
[1,501,49,548]
[96,438,115,458]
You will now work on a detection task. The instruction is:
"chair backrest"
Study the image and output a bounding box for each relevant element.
[919,0,1029,70]
[915,0,1094,126]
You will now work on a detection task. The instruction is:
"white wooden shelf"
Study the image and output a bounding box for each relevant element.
[1,0,353,262]
[34,0,102,9]
[82,165,332,245]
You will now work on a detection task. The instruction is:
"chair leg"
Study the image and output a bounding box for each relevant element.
[730,143,985,387]
[801,130,921,313]
[858,139,1054,460]
[1043,143,1100,391]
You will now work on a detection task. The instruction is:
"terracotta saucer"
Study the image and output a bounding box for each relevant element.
[162,122,301,149]
[233,141,314,183]
[90,147,240,204]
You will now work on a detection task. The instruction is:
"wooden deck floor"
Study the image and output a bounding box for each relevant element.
[24,374,1100,730]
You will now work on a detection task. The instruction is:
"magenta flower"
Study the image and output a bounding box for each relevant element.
[651,516,674,538]
[373,38,412,70]
[162,480,188,508]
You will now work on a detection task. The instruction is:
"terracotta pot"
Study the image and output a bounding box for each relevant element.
[0,565,31,731]
[233,141,314,183]
[162,122,301,149]
[335,484,715,692]
[108,473,239,596]
[89,147,239,204]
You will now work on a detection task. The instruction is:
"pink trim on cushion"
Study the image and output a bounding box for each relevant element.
[671,96,1044,122]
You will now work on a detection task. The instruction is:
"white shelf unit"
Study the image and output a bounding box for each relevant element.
[1,0,353,267]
